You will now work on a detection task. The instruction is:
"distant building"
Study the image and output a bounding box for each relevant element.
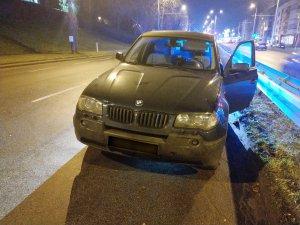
[273,0,300,47]
[239,20,253,40]
[255,3,276,43]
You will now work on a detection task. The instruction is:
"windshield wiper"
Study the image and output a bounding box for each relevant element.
[125,60,138,65]
[146,63,173,68]
[170,64,201,71]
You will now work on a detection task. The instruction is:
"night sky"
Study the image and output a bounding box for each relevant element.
[185,0,274,32]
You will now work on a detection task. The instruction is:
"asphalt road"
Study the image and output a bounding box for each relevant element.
[0,57,280,225]
[0,56,117,218]
[255,50,290,71]
[221,43,290,71]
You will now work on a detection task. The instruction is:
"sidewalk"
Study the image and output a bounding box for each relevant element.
[0,51,119,69]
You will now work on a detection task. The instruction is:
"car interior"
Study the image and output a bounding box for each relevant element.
[144,38,213,70]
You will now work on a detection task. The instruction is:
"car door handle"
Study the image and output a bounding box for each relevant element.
[250,79,256,84]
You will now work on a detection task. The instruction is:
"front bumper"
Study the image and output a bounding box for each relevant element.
[73,111,226,168]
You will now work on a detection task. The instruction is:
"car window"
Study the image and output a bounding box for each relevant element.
[125,36,216,71]
[232,42,253,67]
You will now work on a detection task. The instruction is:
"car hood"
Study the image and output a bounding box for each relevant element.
[82,63,221,113]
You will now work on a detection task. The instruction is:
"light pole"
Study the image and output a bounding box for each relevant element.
[250,3,257,36]
[158,0,160,29]
[296,15,300,49]
[271,0,280,45]
[210,20,214,34]
[181,4,189,31]
[214,9,223,35]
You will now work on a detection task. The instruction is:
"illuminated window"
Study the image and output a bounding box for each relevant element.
[22,0,39,3]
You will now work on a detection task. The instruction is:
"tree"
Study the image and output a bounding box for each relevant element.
[159,0,188,30]
[76,0,188,35]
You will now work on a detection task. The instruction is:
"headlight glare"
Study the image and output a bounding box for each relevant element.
[174,112,218,130]
[77,96,103,115]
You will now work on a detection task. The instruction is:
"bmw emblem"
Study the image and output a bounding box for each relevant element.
[135,100,143,107]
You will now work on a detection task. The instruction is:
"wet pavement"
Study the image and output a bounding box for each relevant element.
[0,126,280,225]
[0,57,282,225]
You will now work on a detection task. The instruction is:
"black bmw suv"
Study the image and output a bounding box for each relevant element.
[73,31,257,169]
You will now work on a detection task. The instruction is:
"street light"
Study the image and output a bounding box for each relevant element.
[181,4,189,31]
[213,10,224,35]
[96,16,103,53]
[249,3,256,9]
[203,9,224,35]
[181,4,187,12]
[158,1,189,30]
[250,3,257,36]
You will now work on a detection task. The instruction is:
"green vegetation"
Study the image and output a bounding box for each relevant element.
[237,92,300,224]
[0,36,34,55]
[0,19,127,55]
[0,51,115,65]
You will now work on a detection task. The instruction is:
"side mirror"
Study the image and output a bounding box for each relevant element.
[229,63,250,73]
[116,52,124,61]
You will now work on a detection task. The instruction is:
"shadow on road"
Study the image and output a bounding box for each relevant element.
[65,147,215,225]
[226,126,266,183]
[101,151,199,176]
[226,125,275,225]
[65,125,274,225]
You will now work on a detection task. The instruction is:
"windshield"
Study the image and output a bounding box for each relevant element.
[125,37,216,71]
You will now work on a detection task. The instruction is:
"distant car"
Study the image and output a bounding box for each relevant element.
[255,42,267,51]
[273,43,285,49]
[282,51,300,80]
[73,31,258,170]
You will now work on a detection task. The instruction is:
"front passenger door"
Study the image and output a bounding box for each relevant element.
[223,41,258,113]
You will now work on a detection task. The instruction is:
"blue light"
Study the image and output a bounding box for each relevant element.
[258,73,300,127]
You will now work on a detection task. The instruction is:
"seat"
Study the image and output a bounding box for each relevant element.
[146,53,169,65]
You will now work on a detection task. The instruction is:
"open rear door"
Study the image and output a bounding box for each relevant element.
[223,41,258,113]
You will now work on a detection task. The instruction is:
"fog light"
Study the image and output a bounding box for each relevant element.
[81,120,86,127]
[191,139,199,146]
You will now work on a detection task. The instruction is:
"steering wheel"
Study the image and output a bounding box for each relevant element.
[184,58,205,69]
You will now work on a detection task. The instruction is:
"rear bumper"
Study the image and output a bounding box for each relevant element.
[256,46,267,50]
[74,112,226,168]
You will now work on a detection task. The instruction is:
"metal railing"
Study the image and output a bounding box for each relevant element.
[219,44,300,127]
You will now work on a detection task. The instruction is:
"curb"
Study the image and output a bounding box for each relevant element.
[0,53,116,69]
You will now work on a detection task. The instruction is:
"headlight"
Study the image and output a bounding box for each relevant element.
[174,112,218,130]
[77,96,103,115]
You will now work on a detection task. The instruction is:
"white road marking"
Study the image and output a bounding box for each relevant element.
[74,61,91,65]
[73,57,113,65]
[29,67,55,72]
[32,84,87,103]
[97,57,114,61]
